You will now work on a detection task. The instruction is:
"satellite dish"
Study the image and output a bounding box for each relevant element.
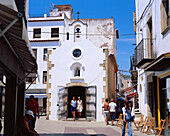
[53,8,58,12]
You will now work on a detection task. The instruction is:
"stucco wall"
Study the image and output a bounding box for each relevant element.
[48,39,105,121]
[136,0,170,117]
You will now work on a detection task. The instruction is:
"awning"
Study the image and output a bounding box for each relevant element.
[126,92,137,99]
[117,97,126,101]
[120,84,137,94]
[0,4,37,74]
[145,53,170,71]
[25,94,47,98]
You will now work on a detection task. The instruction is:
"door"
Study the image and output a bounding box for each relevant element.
[86,86,97,120]
[57,86,68,120]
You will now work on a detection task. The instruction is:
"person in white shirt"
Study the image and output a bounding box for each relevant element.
[109,98,117,126]
[122,100,134,136]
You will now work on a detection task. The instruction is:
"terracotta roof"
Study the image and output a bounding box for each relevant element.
[54,5,73,11]
[69,19,88,26]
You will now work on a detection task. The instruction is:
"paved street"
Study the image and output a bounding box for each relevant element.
[36,117,155,136]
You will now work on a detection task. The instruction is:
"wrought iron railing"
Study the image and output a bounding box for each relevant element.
[135,38,155,66]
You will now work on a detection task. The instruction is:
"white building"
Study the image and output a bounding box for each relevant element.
[134,0,170,132]
[27,5,118,121]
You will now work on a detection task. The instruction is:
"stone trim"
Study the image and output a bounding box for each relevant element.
[66,82,87,87]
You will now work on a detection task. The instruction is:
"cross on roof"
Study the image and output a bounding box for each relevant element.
[76,11,80,20]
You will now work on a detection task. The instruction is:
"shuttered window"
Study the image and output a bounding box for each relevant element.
[160,0,170,34]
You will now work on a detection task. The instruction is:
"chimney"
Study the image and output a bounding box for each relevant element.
[44,13,47,18]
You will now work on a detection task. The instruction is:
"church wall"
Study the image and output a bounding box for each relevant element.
[48,39,106,121]
[27,7,117,122]
[65,18,116,55]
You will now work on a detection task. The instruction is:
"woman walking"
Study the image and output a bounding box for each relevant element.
[122,100,134,136]
[70,96,77,120]
[77,96,83,118]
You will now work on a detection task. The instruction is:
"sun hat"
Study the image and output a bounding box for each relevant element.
[26,110,34,118]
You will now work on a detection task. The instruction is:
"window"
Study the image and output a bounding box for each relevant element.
[67,32,69,40]
[26,73,36,84]
[147,19,153,58]
[33,28,41,38]
[51,28,59,38]
[73,49,81,58]
[161,0,170,34]
[74,67,80,77]
[43,48,48,61]
[32,49,37,59]
[43,71,47,83]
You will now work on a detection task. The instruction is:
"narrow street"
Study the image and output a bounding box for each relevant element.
[36,117,154,136]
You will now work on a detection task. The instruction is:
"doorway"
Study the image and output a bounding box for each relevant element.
[67,86,86,118]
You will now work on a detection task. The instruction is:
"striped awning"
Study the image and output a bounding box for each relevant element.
[0,4,37,73]
[25,94,47,98]
[120,84,137,94]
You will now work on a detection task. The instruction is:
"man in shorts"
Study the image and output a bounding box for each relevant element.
[109,98,117,126]
[102,98,110,125]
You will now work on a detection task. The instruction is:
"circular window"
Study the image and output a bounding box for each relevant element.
[73,49,81,58]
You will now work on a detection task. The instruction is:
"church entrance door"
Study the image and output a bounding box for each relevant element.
[67,86,86,118]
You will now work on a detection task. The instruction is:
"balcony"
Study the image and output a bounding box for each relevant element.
[135,38,155,68]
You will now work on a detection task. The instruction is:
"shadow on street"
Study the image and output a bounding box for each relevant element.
[40,134,106,136]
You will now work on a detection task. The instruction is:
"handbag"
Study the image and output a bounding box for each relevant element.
[125,108,134,121]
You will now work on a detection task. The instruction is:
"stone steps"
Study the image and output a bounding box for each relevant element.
[62,118,92,122]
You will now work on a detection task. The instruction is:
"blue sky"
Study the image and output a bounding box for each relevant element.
[29,0,136,74]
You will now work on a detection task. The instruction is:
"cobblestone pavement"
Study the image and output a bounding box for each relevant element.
[35,116,155,136]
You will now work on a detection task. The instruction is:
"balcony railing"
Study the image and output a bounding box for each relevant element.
[135,38,155,68]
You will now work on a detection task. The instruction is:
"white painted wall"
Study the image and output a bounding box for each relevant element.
[27,8,116,122]
[26,41,60,90]
[28,21,65,42]
[135,0,170,116]
[49,39,105,121]
[136,0,170,57]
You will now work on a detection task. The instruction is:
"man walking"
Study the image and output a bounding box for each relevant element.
[102,98,110,125]
[109,98,117,126]
[26,95,40,130]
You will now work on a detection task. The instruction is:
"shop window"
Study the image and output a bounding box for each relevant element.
[43,71,47,84]
[33,28,41,38]
[43,48,48,61]
[51,28,59,38]
[26,73,36,84]
[160,0,170,34]
[32,48,37,59]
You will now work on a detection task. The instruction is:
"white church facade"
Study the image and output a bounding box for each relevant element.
[27,5,118,121]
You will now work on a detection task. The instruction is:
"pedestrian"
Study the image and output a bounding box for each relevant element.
[77,96,83,118]
[18,110,40,136]
[116,101,123,119]
[26,95,40,130]
[70,96,77,120]
[122,100,135,136]
[109,98,117,126]
[102,98,110,125]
